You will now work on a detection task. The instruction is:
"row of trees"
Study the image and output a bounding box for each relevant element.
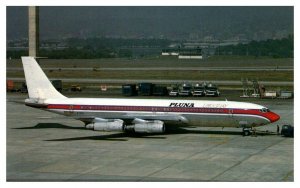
[7,48,133,59]
[7,37,171,59]
[66,37,171,48]
[216,35,293,58]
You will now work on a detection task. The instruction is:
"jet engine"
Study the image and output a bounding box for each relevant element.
[86,118,124,132]
[132,119,165,133]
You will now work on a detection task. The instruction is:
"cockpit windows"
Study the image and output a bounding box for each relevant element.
[259,108,270,113]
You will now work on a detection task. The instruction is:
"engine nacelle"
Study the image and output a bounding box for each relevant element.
[134,120,165,133]
[86,119,124,132]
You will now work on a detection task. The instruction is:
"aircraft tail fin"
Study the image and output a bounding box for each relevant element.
[21,56,66,100]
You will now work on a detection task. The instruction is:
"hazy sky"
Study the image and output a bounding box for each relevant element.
[6,6,293,40]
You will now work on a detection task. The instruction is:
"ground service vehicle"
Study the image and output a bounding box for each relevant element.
[193,83,206,97]
[205,83,220,97]
[122,84,137,96]
[6,80,16,92]
[153,85,168,96]
[179,83,192,96]
[70,85,82,92]
[281,124,294,137]
[169,85,179,96]
[138,83,153,96]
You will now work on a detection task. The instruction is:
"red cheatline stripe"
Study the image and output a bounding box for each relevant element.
[47,104,267,118]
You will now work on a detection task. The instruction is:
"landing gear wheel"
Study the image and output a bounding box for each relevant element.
[242,128,250,136]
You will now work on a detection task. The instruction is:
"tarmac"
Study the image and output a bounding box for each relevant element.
[6,93,294,181]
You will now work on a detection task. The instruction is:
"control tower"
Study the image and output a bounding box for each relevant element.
[28,6,39,57]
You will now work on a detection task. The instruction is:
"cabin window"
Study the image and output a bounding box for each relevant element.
[260,108,270,113]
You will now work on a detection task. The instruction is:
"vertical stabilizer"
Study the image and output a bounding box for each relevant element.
[21,56,66,99]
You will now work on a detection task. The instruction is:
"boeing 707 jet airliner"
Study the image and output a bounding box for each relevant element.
[21,57,280,136]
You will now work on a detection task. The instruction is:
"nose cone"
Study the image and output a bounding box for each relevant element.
[267,112,280,123]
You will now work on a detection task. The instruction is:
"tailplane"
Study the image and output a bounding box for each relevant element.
[21,56,66,100]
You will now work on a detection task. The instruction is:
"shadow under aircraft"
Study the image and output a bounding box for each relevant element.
[13,122,276,142]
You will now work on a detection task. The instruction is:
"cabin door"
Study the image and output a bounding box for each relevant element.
[228,109,234,117]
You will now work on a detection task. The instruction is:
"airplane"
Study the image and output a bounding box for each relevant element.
[21,56,280,136]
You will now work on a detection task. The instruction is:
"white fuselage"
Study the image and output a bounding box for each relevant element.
[39,98,279,128]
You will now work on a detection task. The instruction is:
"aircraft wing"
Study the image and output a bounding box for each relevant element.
[122,113,188,124]
[76,113,188,125]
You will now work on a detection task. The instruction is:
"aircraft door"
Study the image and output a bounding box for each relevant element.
[228,109,234,117]
[64,104,75,116]
[69,105,74,112]
[152,107,157,114]
[64,105,74,116]
[228,108,241,127]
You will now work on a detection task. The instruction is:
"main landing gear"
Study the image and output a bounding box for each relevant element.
[242,127,256,136]
[242,128,251,136]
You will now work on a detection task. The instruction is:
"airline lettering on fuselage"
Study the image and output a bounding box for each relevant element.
[169,103,194,108]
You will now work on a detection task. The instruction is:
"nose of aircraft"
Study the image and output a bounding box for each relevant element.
[267,112,280,123]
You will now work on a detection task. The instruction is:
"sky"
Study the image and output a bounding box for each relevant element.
[6,6,293,41]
